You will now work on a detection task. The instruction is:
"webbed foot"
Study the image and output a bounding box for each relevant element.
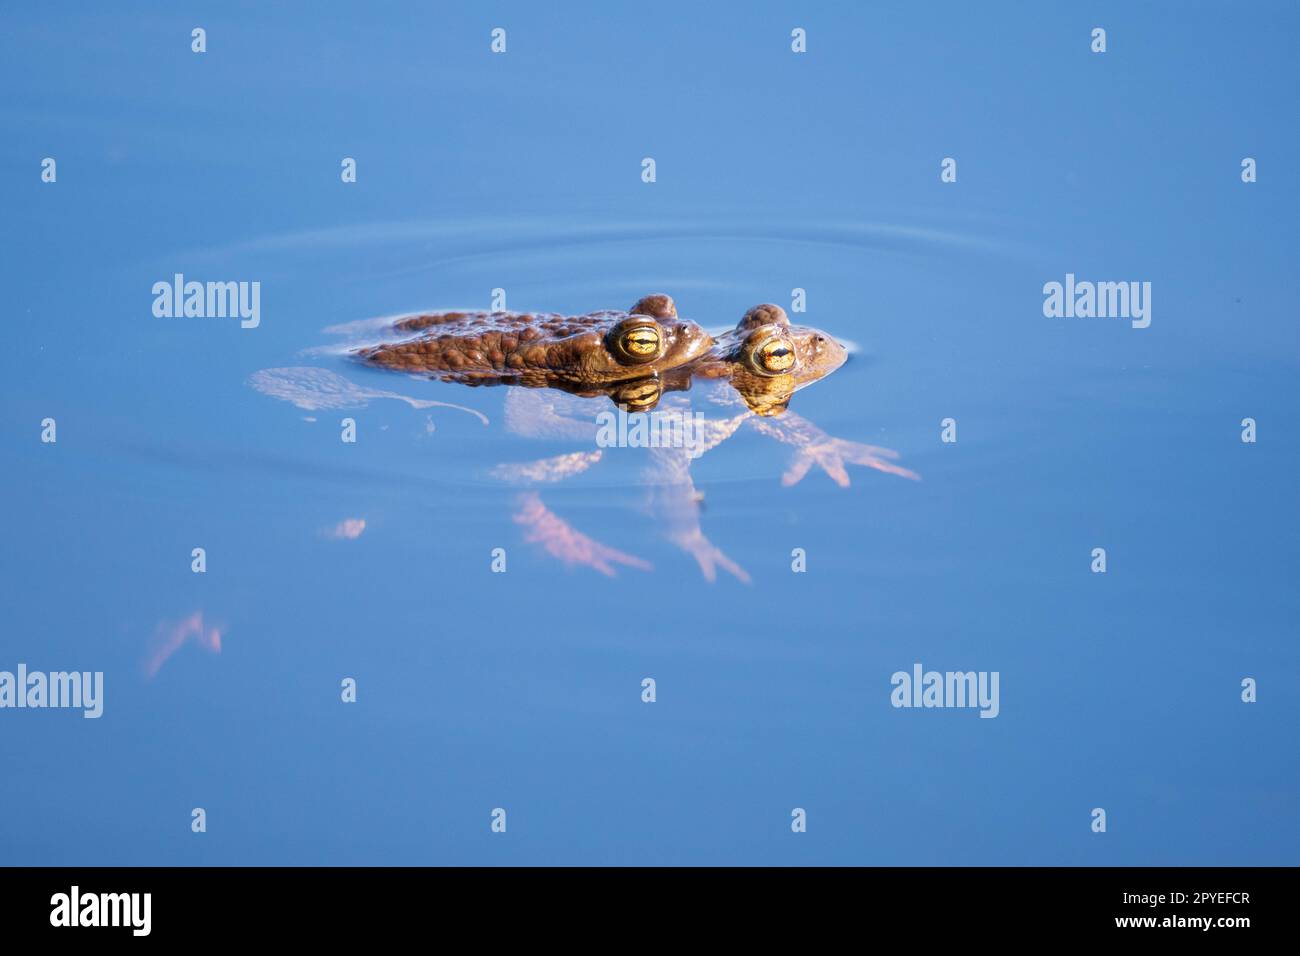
[513,492,652,577]
[669,528,752,584]
[748,414,920,487]
[782,436,920,487]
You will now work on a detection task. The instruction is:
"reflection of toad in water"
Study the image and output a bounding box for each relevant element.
[251,294,918,582]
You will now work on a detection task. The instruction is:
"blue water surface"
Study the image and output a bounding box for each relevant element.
[1,1,1297,865]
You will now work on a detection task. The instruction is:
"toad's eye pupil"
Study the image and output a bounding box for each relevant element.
[760,341,795,371]
[622,329,660,356]
[610,322,664,365]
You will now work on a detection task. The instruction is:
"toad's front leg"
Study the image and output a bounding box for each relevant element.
[646,448,752,584]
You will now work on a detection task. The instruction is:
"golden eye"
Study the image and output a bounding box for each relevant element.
[752,336,796,375]
[612,323,663,364]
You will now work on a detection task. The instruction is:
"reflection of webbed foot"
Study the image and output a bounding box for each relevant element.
[782,437,920,487]
[513,492,652,577]
[669,529,751,584]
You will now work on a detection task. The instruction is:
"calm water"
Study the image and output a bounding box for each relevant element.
[2,2,1297,865]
